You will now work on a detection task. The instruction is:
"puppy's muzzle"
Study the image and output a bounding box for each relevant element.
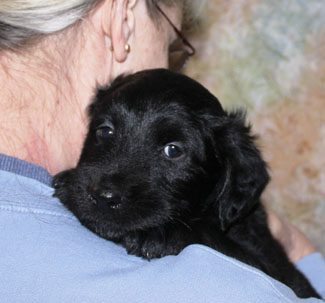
[90,188,123,211]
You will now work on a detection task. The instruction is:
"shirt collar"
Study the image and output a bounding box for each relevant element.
[0,153,52,186]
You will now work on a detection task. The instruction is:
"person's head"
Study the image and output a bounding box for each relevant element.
[0,0,201,83]
[0,0,205,173]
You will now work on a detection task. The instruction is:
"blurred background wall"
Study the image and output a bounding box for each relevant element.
[185,0,325,253]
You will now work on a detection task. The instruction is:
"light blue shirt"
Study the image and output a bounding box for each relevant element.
[0,154,324,302]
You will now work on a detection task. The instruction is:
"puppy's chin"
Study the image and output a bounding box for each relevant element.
[78,209,171,240]
[65,190,173,239]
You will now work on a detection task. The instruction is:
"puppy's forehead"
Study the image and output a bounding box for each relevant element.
[106,95,198,140]
[94,69,224,120]
[130,71,222,112]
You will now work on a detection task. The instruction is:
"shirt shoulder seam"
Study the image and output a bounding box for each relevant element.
[0,204,76,221]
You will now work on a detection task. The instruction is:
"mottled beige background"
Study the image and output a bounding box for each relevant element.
[185,0,324,253]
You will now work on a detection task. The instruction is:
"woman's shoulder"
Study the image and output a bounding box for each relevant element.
[0,169,322,303]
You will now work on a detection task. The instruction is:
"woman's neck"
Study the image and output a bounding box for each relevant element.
[0,68,87,174]
[0,40,103,174]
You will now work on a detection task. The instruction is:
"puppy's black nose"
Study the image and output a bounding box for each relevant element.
[91,189,123,211]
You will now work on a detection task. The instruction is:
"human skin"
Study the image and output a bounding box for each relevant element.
[267,209,316,263]
[0,0,315,263]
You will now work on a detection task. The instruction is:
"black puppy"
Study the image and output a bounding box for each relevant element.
[53,69,320,299]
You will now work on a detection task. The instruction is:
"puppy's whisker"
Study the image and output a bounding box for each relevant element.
[173,218,192,232]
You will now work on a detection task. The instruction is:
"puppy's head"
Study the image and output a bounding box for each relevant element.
[54,69,269,239]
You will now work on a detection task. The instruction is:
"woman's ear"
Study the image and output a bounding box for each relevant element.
[108,0,137,62]
[208,110,270,231]
[86,0,137,65]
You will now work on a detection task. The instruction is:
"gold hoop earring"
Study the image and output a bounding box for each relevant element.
[125,43,131,53]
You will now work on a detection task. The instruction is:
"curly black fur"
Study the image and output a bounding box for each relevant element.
[53,69,320,299]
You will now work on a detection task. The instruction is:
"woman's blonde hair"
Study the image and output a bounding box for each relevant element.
[0,0,204,50]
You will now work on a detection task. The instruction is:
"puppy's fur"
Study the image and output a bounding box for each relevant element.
[54,69,320,298]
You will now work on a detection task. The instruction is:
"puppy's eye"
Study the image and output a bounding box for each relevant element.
[163,144,184,159]
[96,126,114,141]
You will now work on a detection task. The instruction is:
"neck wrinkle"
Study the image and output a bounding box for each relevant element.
[0,50,89,174]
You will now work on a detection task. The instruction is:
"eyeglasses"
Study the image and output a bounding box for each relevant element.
[153,3,196,72]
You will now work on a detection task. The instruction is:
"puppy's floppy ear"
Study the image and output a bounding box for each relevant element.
[209,110,269,231]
